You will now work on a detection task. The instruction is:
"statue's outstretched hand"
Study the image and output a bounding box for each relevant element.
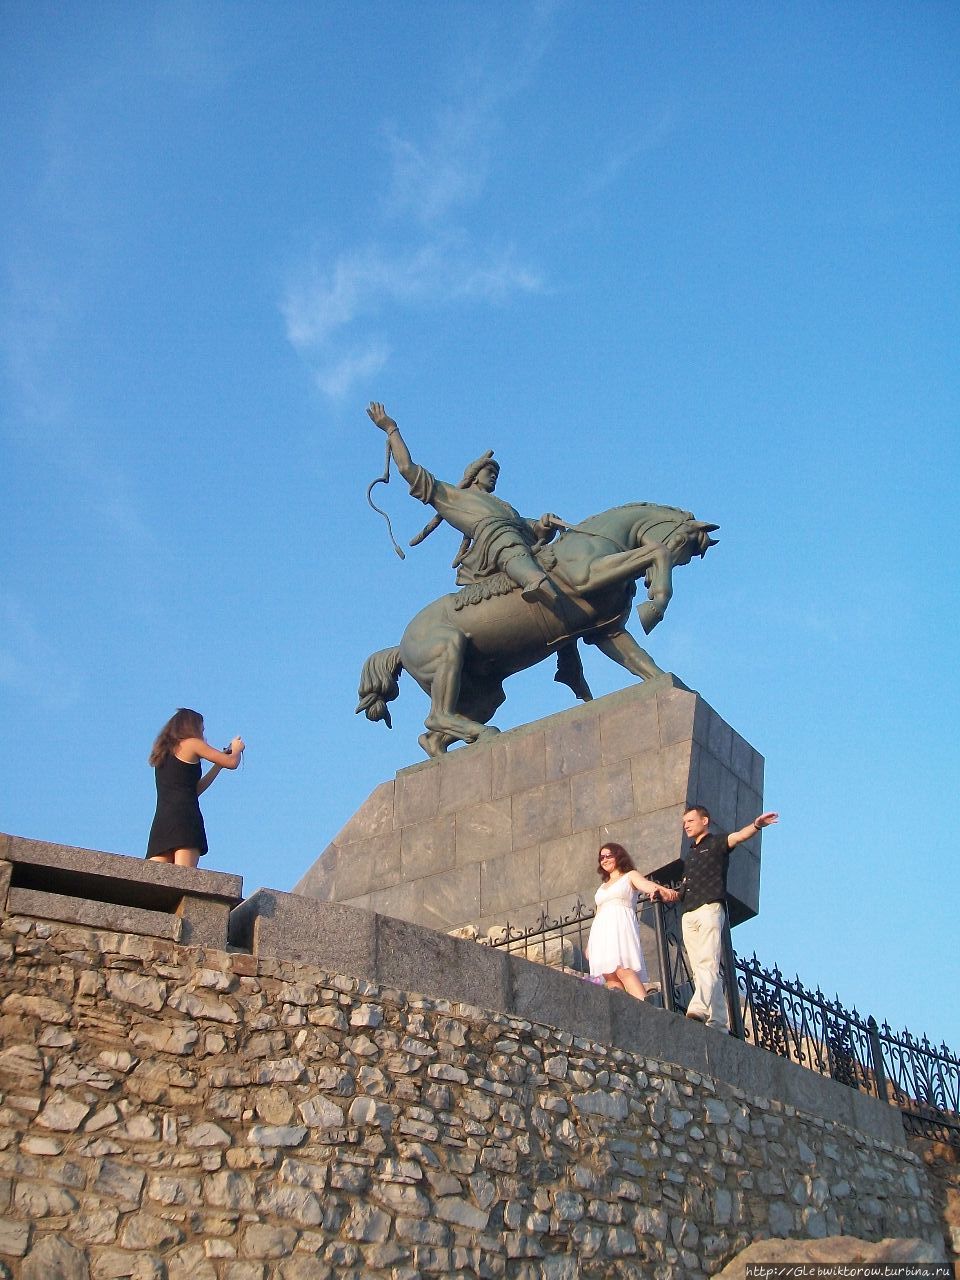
[367,402,396,433]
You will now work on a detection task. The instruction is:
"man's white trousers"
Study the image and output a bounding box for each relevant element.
[681,901,729,1031]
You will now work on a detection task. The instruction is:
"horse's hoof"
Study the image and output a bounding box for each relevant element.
[418,732,447,757]
[473,726,501,744]
[637,600,664,634]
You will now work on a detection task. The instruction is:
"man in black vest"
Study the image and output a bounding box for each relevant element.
[679,804,778,1031]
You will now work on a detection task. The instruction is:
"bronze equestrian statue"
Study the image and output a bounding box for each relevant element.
[358,403,718,758]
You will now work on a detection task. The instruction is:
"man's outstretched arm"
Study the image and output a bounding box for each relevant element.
[727,812,779,848]
[368,402,417,484]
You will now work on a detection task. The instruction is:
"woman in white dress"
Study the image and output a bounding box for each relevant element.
[587,843,680,999]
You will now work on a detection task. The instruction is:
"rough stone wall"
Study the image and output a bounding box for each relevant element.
[0,913,937,1280]
[910,1138,960,1269]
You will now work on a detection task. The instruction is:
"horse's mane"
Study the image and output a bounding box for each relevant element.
[567,502,695,534]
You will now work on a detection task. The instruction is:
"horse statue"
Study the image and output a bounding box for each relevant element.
[357,502,718,757]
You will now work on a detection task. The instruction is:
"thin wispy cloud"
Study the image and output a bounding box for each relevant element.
[1,250,76,430]
[282,13,558,400]
[457,250,543,300]
[383,110,489,227]
[283,240,544,355]
[582,108,679,199]
[283,244,440,350]
[2,191,158,635]
[1,245,157,557]
[0,11,229,564]
[0,49,160,548]
[282,236,545,400]
[315,341,393,401]
[284,3,675,400]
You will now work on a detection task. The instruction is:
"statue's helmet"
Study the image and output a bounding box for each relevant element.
[461,451,499,486]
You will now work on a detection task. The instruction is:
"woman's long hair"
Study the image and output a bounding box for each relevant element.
[597,841,635,882]
[149,708,204,766]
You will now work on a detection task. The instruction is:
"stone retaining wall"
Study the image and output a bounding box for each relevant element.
[0,910,938,1280]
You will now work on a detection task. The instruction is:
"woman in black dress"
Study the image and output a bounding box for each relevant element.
[146,708,245,867]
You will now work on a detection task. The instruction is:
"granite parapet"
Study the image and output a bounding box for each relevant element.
[0,833,243,948]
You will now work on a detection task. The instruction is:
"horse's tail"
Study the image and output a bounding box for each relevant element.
[356,646,403,729]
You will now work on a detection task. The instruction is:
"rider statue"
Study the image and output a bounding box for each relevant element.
[367,402,561,606]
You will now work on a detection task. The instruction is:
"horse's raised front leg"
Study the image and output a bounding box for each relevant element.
[557,541,675,636]
[587,628,666,681]
[558,542,670,596]
[417,626,500,757]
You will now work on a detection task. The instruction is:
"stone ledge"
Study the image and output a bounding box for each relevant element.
[0,833,243,948]
[1,834,242,904]
[230,888,906,1149]
[6,886,184,941]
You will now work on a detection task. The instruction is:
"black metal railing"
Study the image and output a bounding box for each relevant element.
[737,953,960,1142]
[480,897,960,1142]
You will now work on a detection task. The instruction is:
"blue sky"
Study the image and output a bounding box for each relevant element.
[2,2,957,1051]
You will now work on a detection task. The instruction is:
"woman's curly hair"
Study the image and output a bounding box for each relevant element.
[597,841,635,881]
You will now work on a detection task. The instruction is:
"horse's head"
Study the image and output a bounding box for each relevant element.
[629,509,720,634]
[665,518,720,565]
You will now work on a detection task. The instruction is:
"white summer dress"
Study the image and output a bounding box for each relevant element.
[587,875,649,979]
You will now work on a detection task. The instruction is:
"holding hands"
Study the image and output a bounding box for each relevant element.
[649,885,681,904]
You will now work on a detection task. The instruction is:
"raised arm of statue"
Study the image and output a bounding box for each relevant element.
[367,402,396,433]
[367,402,417,485]
[365,400,558,604]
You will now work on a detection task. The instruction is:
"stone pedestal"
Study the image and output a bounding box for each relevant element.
[294,676,765,934]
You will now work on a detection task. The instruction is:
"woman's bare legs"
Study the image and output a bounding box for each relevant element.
[607,967,648,999]
[148,849,201,868]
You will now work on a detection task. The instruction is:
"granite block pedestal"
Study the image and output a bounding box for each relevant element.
[295,676,766,935]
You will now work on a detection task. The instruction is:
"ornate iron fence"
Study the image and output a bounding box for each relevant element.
[480,897,960,1142]
[736,953,960,1142]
